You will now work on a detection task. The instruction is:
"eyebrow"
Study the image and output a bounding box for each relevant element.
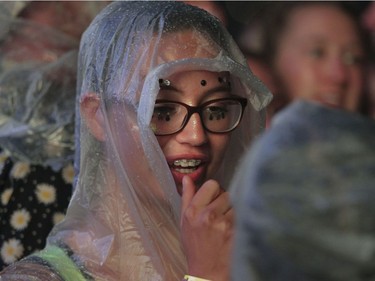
[205,85,232,95]
[304,35,363,49]
[159,84,180,92]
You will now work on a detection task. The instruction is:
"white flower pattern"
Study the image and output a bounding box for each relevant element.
[62,164,74,184]
[0,155,72,269]
[0,151,9,174]
[10,209,31,230]
[1,188,13,205]
[1,239,24,264]
[53,212,66,225]
[10,162,30,179]
[35,183,56,205]
[0,151,9,163]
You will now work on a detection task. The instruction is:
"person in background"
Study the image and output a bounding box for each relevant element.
[230,100,375,281]
[236,2,370,124]
[0,1,271,280]
[361,1,375,118]
[0,1,108,269]
[231,2,289,127]
[184,1,228,26]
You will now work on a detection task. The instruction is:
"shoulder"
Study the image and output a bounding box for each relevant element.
[0,258,63,281]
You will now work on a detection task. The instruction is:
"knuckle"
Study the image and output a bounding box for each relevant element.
[182,205,197,224]
[201,209,217,225]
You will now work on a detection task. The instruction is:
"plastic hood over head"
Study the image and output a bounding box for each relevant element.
[46,1,271,280]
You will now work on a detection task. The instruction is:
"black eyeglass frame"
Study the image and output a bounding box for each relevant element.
[152,96,248,136]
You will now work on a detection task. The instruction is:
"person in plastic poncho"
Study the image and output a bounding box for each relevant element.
[0,1,108,269]
[231,101,375,281]
[0,1,271,281]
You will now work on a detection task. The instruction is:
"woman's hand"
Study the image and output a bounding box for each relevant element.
[180,176,233,281]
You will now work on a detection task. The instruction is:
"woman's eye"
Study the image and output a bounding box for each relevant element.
[342,52,364,65]
[309,47,325,59]
[153,106,176,121]
[206,106,228,120]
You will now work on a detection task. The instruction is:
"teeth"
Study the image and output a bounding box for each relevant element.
[175,168,196,174]
[173,159,201,167]
[322,93,340,104]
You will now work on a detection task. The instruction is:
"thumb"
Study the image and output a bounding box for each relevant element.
[181,176,196,218]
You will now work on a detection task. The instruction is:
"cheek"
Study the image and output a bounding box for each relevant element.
[209,134,230,166]
[344,68,364,110]
[155,136,169,155]
[348,68,364,93]
[276,51,317,98]
[275,50,302,83]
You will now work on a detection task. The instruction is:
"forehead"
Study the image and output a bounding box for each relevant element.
[155,29,220,63]
[137,29,221,80]
[283,5,360,45]
[166,70,229,82]
[158,70,231,101]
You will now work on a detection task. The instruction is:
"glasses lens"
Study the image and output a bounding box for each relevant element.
[202,99,243,133]
[151,102,187,135]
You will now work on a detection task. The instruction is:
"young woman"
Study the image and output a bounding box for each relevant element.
[237,2,369,123]
[0,2,271,280]
[268,2,366,112]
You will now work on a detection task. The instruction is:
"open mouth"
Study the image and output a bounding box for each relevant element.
[172,159,202,174]
[318,93,342,108]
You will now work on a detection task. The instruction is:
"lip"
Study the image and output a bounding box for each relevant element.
[317,99,340,109]
[166,154,209,186]
[315,93,343,109]
[320,101,341,109]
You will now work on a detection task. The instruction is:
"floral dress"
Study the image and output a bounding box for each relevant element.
[0,149,73,270]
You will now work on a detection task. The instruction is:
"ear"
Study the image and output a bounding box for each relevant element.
[80,93,105,142]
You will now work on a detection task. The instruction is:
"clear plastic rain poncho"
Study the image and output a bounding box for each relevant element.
[231,101,375,281]
[0,3,78,168]
[0,1,271,280]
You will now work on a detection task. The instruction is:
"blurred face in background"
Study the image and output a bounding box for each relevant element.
[274,4,365,111]
[0,1,109,63]
[184,1,227,26]
[361,1,375,119]
[362,1,375,32]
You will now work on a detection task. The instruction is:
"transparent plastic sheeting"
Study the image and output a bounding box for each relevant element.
[231,101,375,281]
[0,2,271,281]
[0,9,79,168]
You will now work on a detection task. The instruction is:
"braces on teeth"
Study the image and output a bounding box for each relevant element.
[173,159,201,167]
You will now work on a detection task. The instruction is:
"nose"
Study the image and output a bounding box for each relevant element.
[324,56,349,86]
[175,113,208,146]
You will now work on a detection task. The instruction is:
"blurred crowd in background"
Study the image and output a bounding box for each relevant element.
[0,1,108,269]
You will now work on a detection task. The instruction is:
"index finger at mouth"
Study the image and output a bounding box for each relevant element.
[191,179,223,208]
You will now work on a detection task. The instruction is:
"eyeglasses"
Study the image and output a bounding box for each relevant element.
[151,97,247,136]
